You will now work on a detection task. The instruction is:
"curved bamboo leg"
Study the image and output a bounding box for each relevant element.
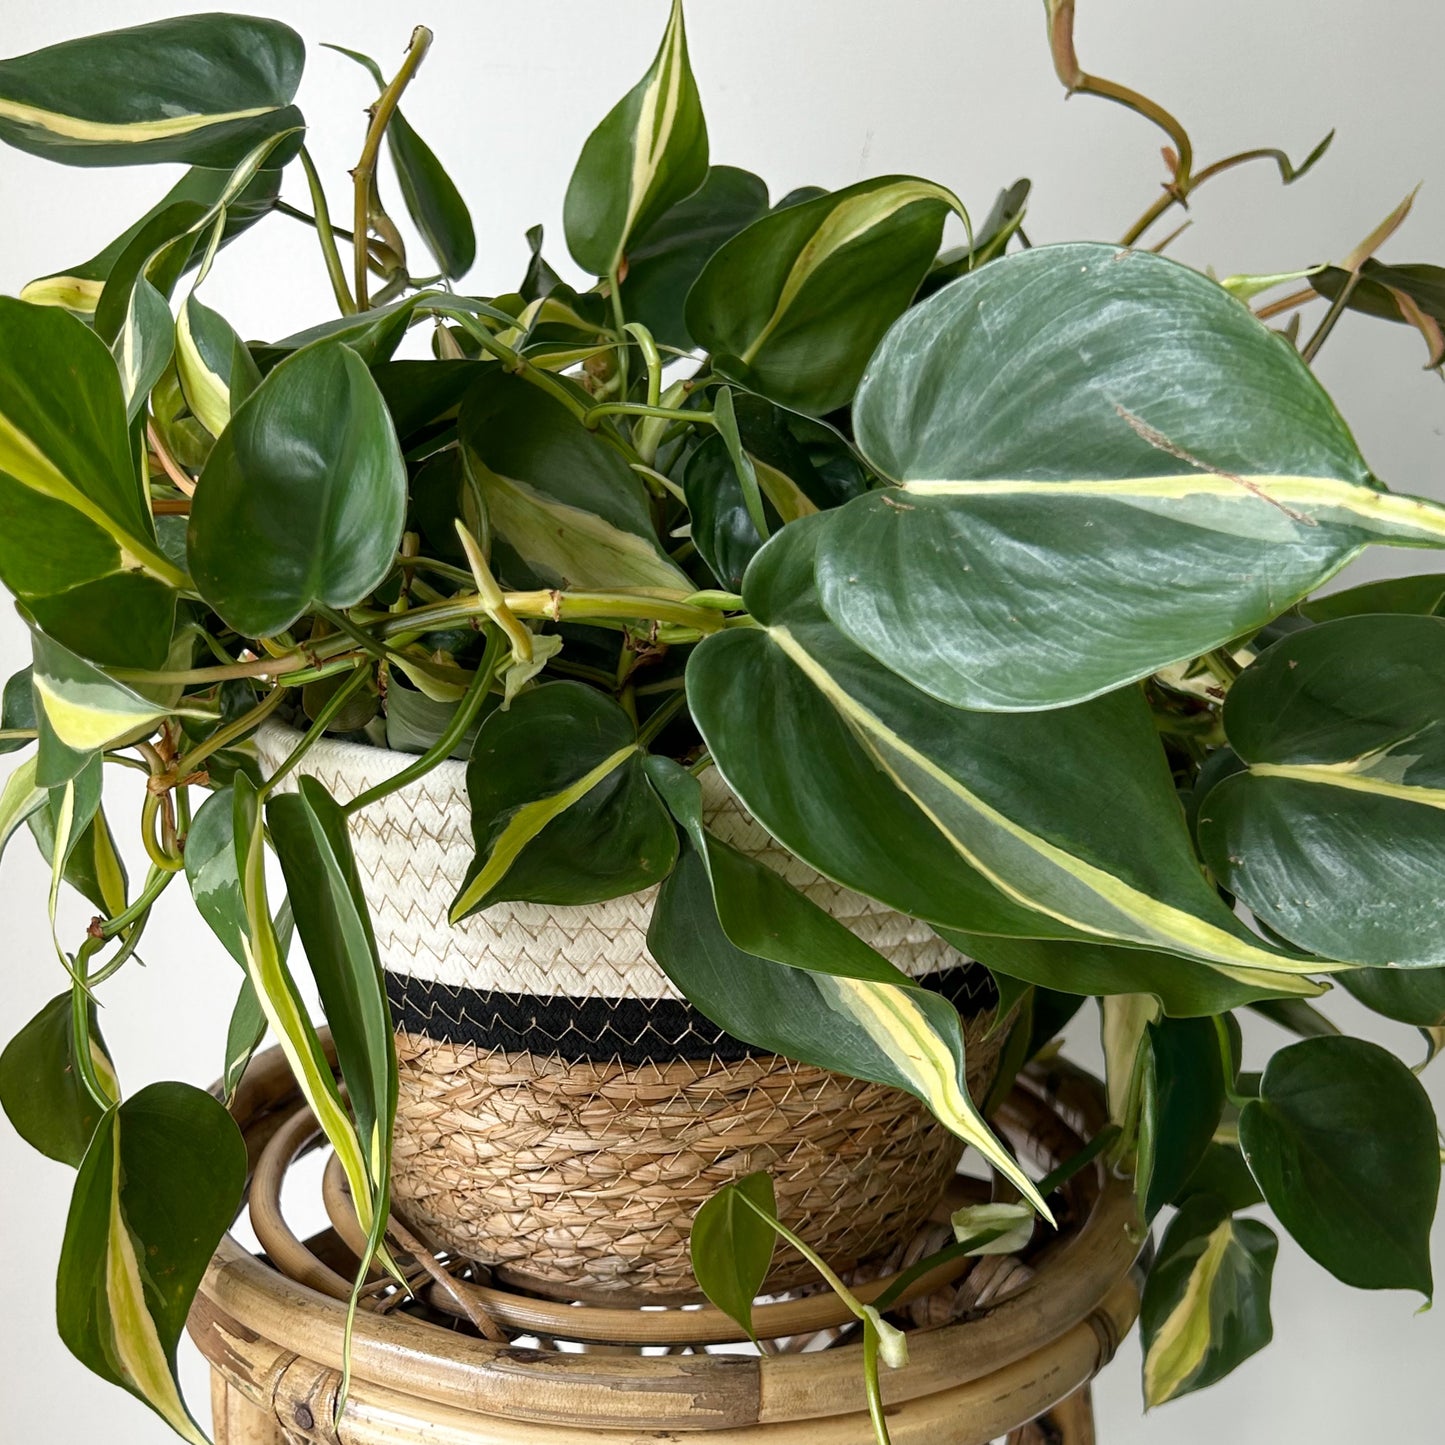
[211,1371,290,1445]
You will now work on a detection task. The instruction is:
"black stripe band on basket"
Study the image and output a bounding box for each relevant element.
[386,962,1000,1065]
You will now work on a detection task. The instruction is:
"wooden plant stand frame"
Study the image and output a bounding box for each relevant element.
[190,1043,1143,1444]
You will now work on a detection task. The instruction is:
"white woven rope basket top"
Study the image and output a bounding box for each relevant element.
[254,721,964,1002]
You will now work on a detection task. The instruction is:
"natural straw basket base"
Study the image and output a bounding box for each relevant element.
[255,720,1008,1300]
[389,1029,1002,1301]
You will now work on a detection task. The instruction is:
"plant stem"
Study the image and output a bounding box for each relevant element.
[625,321,663,409]
[299,145,356,315]
[861,1327,893,1445]
[175,681,288,781]
[635,690,688,747]
[607,269,630,400]
[586,402,715,428]
[1214,1016,1251,1110]
[259,664,373,799]
[346,632,504,816]
[353,27,433,309]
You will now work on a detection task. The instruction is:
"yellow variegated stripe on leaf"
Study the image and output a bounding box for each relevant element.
[819,973,1050,1216]
[100,1124,208,1445]
[0,756,46,860]
[740,179,965,366]
[1143,1218,1234,1406]
[0,390,183,589]
[768,625,1325,978]
[234,784,379,1240]
[621,0,694,256]
[174,297,234,438]
[478,464,693,592]
[1102,993,1160,1126]
[30,647,194,755]
[0,96,275,148]
[20,273,104,313]
[1248,761,1445,811]
[449,743,637,921]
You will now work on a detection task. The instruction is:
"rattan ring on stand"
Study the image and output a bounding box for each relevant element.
[191,1038,1144,1444]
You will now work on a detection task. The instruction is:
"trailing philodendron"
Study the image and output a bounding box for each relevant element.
[0,3,1441,1440]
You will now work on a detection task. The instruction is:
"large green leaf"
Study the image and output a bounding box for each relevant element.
[57,1083,246,1443]
[0,994,115,1167]
[1239,1037,1438,1294]
[0,298,183,667]
[21,164,281,315]
[1139,1197,1277,1407]
[1338,966,1445,1027]
[451,682,677,919]
[458,369,689,591]
[0,15,304,168]
[563,0,708,278]
[1300,572,1445,622]
[619,165,768,349]
[812,243,1445,711]
[645,760,1048,1214]
[686,176,960,414]
[268,777,396,1191]
[188,339,407,637]
[29,798,127,915]
[325,45,475,280]
[918,178,1030,298]
[184,785,248,965]
[690,1171,777,1342]
[1198,615,1445,966]
[685,517,1321,984]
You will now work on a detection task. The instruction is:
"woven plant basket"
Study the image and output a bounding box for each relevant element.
[255,720,1008,1301]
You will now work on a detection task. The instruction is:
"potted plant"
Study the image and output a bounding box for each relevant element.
[0,2,1441,1441]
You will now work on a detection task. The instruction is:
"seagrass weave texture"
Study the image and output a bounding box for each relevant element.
[254,722,1002,1297]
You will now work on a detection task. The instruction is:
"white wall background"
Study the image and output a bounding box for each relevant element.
[1,2,1443,1440]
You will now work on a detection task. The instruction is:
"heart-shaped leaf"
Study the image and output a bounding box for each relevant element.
[1140,1197,1277,1407]
[451,681,677,919]
[188,339,407,637]
[686,175,960,415]
[691,1172,778,1340]
[814,243,1445,711]
[57,1083,246,1443]
[0,994,115,1167]
[0,15,304,168]
[564,0,708,278]
[685,517,1319,984]
[0,298,183,667]
[1198,615,1445,966]
[1239,1036,1438,1294]
[619,165,768,349]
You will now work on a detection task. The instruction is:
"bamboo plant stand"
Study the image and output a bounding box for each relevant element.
[190,1044,1143,1444]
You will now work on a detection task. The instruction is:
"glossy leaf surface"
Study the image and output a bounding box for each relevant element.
[1199,615,1445,966]
[0,15,304,168]
[564,0,708,277]
[1140,1197,1277,1407]
[690,1171,777,1341]
[0,298,182,667]
[452,682,676,918]
[0,994,114,1166]
[814,244,1445,710]
[686,518,1317,981]
[1239,1037,1438,1294]
[1138,1017,1225,1221]
[687,176,958,414]
[620,165,768,348]
[57,1083,245,1443]
[646,760,1048,1214]
[188,339,407,637]
[459,369,688,591]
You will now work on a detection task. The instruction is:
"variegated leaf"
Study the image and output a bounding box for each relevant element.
[686,516,1325,982]
[564,0,708,277]
[1140,1198,1277,1407]
[646,759,1049,1216]
[814,243,1445,710]
[0,15,304,168]
[57,1083,245,1442]
[0,299,184,668]
[1199,614,1445,966]
[459,369,689,592]
[686,176,962,413]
